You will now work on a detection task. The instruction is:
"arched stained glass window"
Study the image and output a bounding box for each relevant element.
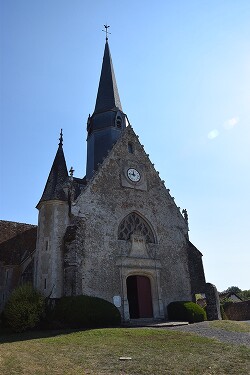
[118,212,155,243]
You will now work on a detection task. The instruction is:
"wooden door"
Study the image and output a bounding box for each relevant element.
[127,275,153,319]
[137,275,153,318]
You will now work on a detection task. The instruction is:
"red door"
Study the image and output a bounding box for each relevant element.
[137,275,153,318]
[127,275,153,319]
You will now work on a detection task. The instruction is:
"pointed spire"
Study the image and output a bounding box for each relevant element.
[37,131,68,206]
[94,40,122,113]
[86,37,127,179]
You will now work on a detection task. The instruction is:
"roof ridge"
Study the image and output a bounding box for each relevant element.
[0,220,36,226]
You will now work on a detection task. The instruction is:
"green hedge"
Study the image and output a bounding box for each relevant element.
[3,284,45,332]
[168,301,207,323]
[52,295,121,328]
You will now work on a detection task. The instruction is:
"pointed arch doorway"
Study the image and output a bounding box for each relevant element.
[126,275,153,319]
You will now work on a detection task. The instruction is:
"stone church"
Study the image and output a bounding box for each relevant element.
[32,39,206,322]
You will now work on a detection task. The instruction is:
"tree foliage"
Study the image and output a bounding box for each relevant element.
[222,286,250,301]
[223,286,242,294]
[239,290,250,301]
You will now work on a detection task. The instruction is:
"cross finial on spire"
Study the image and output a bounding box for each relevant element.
[69,166,74,178]
[59,129,63,147]
[102,24,111,41]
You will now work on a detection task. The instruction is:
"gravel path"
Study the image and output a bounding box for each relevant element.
[166,321,250,348]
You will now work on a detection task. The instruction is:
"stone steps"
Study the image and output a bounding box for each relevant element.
[122,320,189,328]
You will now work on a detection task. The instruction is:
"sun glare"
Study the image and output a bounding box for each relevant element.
[208,129,219,140]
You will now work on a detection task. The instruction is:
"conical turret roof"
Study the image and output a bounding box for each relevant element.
[94,41,122,113]
[37,131,68,206]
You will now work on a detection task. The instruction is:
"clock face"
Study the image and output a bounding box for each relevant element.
[127,168,141,182]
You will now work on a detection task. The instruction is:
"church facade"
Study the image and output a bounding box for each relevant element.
[34,40,206,321]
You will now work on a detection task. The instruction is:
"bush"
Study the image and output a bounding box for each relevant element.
[3,284,45,332]
[168,301,207,323]
[52,295,121,328]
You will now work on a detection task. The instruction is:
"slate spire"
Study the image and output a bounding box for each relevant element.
[94,41,122,113]
[37,130,68,206]
[86,40,127,179]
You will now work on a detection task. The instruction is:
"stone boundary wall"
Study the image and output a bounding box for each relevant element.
[224,300,250,321]
[205,283,221,320]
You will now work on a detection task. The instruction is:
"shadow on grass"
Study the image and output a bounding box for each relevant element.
[0,326,90,344]
[0,323,123,344]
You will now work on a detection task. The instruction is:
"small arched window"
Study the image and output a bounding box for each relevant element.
[116,116,122,128]
[21,261,34,284]
[128,142,133,153]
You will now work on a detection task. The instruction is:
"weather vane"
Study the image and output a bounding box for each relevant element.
[102,24,111,41]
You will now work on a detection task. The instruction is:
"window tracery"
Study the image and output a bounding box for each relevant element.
[118,212,155,243]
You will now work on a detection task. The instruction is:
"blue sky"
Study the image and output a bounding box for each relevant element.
[1,0,250,291]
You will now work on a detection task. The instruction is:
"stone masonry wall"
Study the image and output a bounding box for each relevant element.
[35,201,69,298]
[63,217,86,296]
[71,126,193,319]
[224,300,250,321]
[188,243,206,294]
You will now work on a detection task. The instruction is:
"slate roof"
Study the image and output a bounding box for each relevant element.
[0,220,36,244]
[187,241,206,293]
[0,226,37,265]
[72,176,87,199]
[188,241,203,256]
[38,141,69,205]
[219,292,243,301]
[94,41,122,113]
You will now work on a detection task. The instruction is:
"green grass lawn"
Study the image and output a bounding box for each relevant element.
[209,320,250,333]
[0,323,249,374]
